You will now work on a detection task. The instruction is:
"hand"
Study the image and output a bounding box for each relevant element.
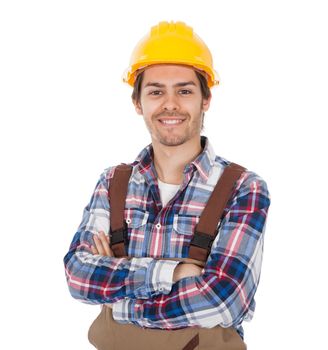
[91,232,114,309]
[91,231,114,257]
[173,263,203,283]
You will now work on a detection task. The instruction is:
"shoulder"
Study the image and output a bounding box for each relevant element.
[99,162,136,185]
[232,168,271,213]
[236,169,270,199]
[212,156,270,211]
[214,155,269,194]
[98,166,115,183]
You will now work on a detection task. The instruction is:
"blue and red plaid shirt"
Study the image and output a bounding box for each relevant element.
[64,136,270,338]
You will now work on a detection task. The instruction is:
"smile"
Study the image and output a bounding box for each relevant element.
[161,120,183,124]
[158,118,185,126]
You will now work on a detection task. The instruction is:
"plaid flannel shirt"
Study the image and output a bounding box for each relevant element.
[64,136,270,338]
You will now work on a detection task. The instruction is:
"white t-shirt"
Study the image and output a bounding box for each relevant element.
[157,179,180,207]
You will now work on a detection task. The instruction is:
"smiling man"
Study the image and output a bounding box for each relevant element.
[64,21,271,350]
[137,65,208,145]
[134,64,211,185]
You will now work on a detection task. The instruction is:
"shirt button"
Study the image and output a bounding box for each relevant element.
[156,223,161,229]
[126,219,131,224]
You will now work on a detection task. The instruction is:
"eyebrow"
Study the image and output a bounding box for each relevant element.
[144,81,197,88]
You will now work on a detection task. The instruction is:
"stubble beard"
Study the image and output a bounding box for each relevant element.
[149,107,204,147]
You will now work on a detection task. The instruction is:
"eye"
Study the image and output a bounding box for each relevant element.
[149,90,163,96]
[179,89,192,95]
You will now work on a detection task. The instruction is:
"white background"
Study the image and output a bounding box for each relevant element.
[1,0,327,349]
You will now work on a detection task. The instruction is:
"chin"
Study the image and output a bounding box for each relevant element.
[159,136,188,147]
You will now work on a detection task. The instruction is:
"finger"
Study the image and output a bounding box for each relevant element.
[100,230,110,242]
[91,245,98,255]
[99,231,111,256]
[93,234,106,255]
[105,234,115,257]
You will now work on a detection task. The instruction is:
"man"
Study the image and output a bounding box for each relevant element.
[64,21,270,349]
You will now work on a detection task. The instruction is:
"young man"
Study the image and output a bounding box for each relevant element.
[64,21,270,350]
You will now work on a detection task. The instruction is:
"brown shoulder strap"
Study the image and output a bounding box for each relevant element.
[109,164,133,257]
[188,162,246,262]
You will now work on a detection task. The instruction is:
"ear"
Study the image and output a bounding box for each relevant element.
[202,93,212,112]
[132,98,143,115]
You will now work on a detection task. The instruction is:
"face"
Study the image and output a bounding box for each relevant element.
[133,65,211,147]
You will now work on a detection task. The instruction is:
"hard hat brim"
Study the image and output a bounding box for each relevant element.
[123,61,219,88]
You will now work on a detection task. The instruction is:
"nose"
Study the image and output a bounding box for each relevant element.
[162,92,179,111]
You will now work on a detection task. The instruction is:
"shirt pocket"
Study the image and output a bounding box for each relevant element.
[125,208,149,228]
[173,215,199,236]
[124,208,149,256]
[173,214,199,236]
[171,214,200,257]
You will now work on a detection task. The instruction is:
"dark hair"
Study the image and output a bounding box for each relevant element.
[131,69,211,102]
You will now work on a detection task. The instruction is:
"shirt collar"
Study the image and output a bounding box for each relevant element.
[133,136,216,183]
[191,136,216,181]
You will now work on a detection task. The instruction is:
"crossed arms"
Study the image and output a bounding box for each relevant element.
[92,231,203,287]
[64,168,270,329]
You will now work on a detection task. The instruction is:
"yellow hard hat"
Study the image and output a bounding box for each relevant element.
[123,21,219,88]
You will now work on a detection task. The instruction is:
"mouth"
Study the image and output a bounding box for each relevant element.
[157,117,186,126]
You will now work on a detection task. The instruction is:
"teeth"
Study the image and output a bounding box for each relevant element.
[161,119,183,124]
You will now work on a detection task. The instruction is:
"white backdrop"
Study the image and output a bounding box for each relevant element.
[1,0,327,349]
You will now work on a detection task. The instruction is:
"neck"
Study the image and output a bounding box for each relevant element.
[152,137,203,185]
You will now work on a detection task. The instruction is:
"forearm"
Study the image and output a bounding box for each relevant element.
[63,169,180,304]
[64,234,179,304]
[112,263,254,329]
